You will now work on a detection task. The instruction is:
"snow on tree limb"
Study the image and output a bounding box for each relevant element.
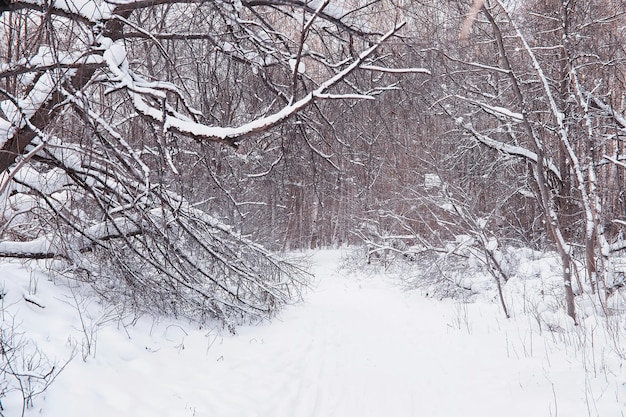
[112,23,406,146]
[459,121,562,181]
[1,0,408,170]
[361,65,431,75]
[8,0,111,22]
[591,96,626,130]
[0,145,310,322]
[454,95,523,122]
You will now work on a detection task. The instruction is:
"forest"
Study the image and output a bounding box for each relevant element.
[2,0,626,414]
[1,0,626,393]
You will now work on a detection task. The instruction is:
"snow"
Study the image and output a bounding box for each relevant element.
[455,94,522,121]
[17,0,112,21]
[289,58,306,74]
[424,173,442,188]
[102,41,128,72]
[0,119,13,151]
[361,65,431,75]
[307,0,346,20]
[0,44,103,149]
[1,249,625,416]
[0,236,55,257]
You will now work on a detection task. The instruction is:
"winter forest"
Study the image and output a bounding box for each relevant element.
[2,0,626,415]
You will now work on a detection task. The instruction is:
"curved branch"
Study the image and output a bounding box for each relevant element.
[127,23,406,146]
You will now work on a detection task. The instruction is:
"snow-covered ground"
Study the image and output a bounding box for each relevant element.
[1,249,625,416]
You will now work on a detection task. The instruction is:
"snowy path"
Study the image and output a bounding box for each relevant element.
[2,250,623,416]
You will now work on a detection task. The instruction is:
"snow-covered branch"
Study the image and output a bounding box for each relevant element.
[455,95,523,122]
[118,23,407,146]
[459,121,562,181]
[361,65,431,75]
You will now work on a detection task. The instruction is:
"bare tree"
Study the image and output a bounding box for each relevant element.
[335,0,626,323]
[400,0,626,321]
[0,0,421,326]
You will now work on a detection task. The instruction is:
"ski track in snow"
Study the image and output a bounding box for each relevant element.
[0,250,624,416]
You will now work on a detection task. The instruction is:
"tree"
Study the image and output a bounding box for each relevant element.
[412,0,626,321]
[336,0,626,322]
[0,0,419,327]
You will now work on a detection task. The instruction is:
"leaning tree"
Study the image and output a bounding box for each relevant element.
[0,0,423,328]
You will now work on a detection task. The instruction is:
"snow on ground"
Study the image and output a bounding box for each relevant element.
[1,249,625,416]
